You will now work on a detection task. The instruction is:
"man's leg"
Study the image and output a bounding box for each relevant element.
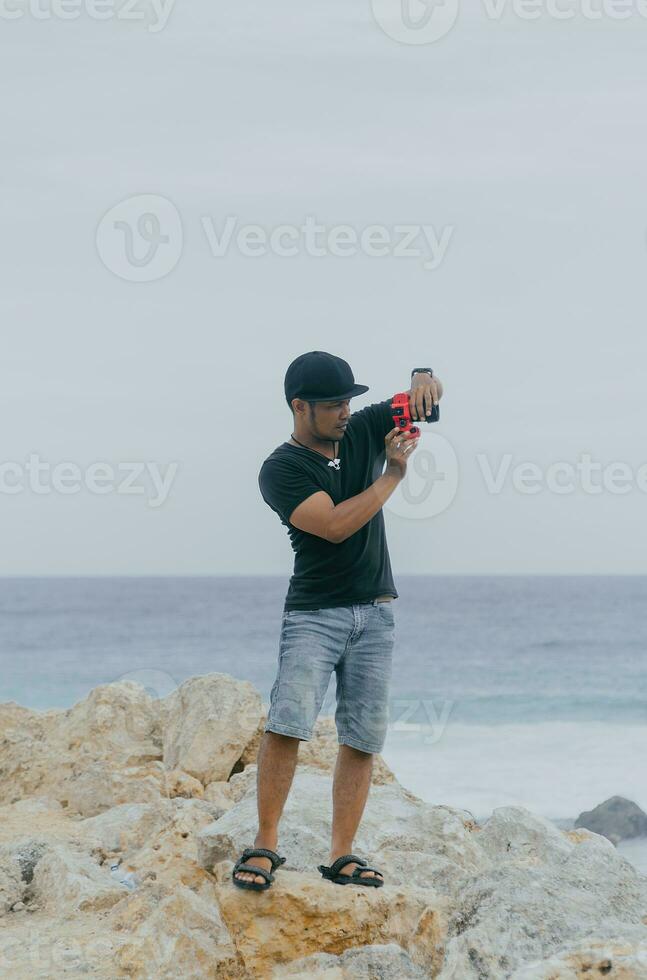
[329,601,395,881]
[233,731,300,884]
[235,607,351,884]
[328,744,382,880]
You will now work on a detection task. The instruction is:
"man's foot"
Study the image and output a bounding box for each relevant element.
[233,856,273,886]
[328,853,383,882]
[233,840,279,886]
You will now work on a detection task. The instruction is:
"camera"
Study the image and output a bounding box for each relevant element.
[391,391,439,438]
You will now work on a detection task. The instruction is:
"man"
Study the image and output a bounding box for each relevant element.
[231,351,443,892]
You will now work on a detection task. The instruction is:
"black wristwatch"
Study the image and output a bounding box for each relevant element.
[411,368,433,379]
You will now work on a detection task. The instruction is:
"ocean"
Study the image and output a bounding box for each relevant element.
[1,575,645,870]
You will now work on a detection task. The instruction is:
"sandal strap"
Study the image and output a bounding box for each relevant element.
[240,847,286,870]
[233,862,273,882]
[327,853,367,877]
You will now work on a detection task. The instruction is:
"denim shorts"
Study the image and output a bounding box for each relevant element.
[264,599,395,754]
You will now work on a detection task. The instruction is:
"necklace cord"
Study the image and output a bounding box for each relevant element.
[290,434,338,460]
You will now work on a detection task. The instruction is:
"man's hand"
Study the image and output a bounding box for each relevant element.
[408,372,443,421]
[385,426,419,479]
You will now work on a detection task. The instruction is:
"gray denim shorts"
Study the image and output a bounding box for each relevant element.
[264,599,395,754]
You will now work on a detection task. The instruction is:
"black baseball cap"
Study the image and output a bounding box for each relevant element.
[284,351,369,405]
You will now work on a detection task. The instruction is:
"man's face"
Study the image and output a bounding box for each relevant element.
[309,399,351,439]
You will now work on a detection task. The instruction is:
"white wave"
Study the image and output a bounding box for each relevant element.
[381,722,647,822]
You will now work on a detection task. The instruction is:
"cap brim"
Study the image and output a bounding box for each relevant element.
[305,384,369,402]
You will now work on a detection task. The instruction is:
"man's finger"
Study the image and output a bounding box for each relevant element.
[418,390,426,420]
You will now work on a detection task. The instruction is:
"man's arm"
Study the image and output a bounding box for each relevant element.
[289,429,411,544]
[408,370,444,421]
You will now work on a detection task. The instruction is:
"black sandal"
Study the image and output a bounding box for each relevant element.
[317,853,384,888]
[232,846,287,892]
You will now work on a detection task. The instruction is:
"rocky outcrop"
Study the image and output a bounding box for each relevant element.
[272,943,429,977]
[1,675,646,978]
[511,938,647,978]
[0,675,260,818]
[160,674,263,784]
[575,796,647,845]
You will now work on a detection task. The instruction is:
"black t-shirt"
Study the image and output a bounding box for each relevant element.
[258,397,399,611]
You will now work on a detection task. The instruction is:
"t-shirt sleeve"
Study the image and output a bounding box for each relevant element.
[258,457,324,525]
[348,397,394,451]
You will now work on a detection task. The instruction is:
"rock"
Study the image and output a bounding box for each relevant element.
[11,901,26,911]
[237,714,266,769]
[164,769,205,799]
[0,683,163,816]
[214,871,444,978]
[57,681,161,764]
[438,807,647,978]
[64,761,168,817]
[512,937,647,978]
[271,942,429,978]
[203,781,236,816]
[29,842,130,913]
[0,844,26,915]
[196,766,482,896]
[0,702,62,804]
[113,883,240,979]
[222,766,258,805]
[80,803,161,853]
[105,798,227,895]
[575,796,647,845]
[161,674,264,784]
[478,805,573,865]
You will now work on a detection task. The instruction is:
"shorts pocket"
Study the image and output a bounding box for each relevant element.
[376,601,395,625]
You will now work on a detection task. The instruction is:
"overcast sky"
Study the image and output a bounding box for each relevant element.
[1,1,646,575]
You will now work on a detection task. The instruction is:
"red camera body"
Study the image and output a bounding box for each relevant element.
[391,392,421,438]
